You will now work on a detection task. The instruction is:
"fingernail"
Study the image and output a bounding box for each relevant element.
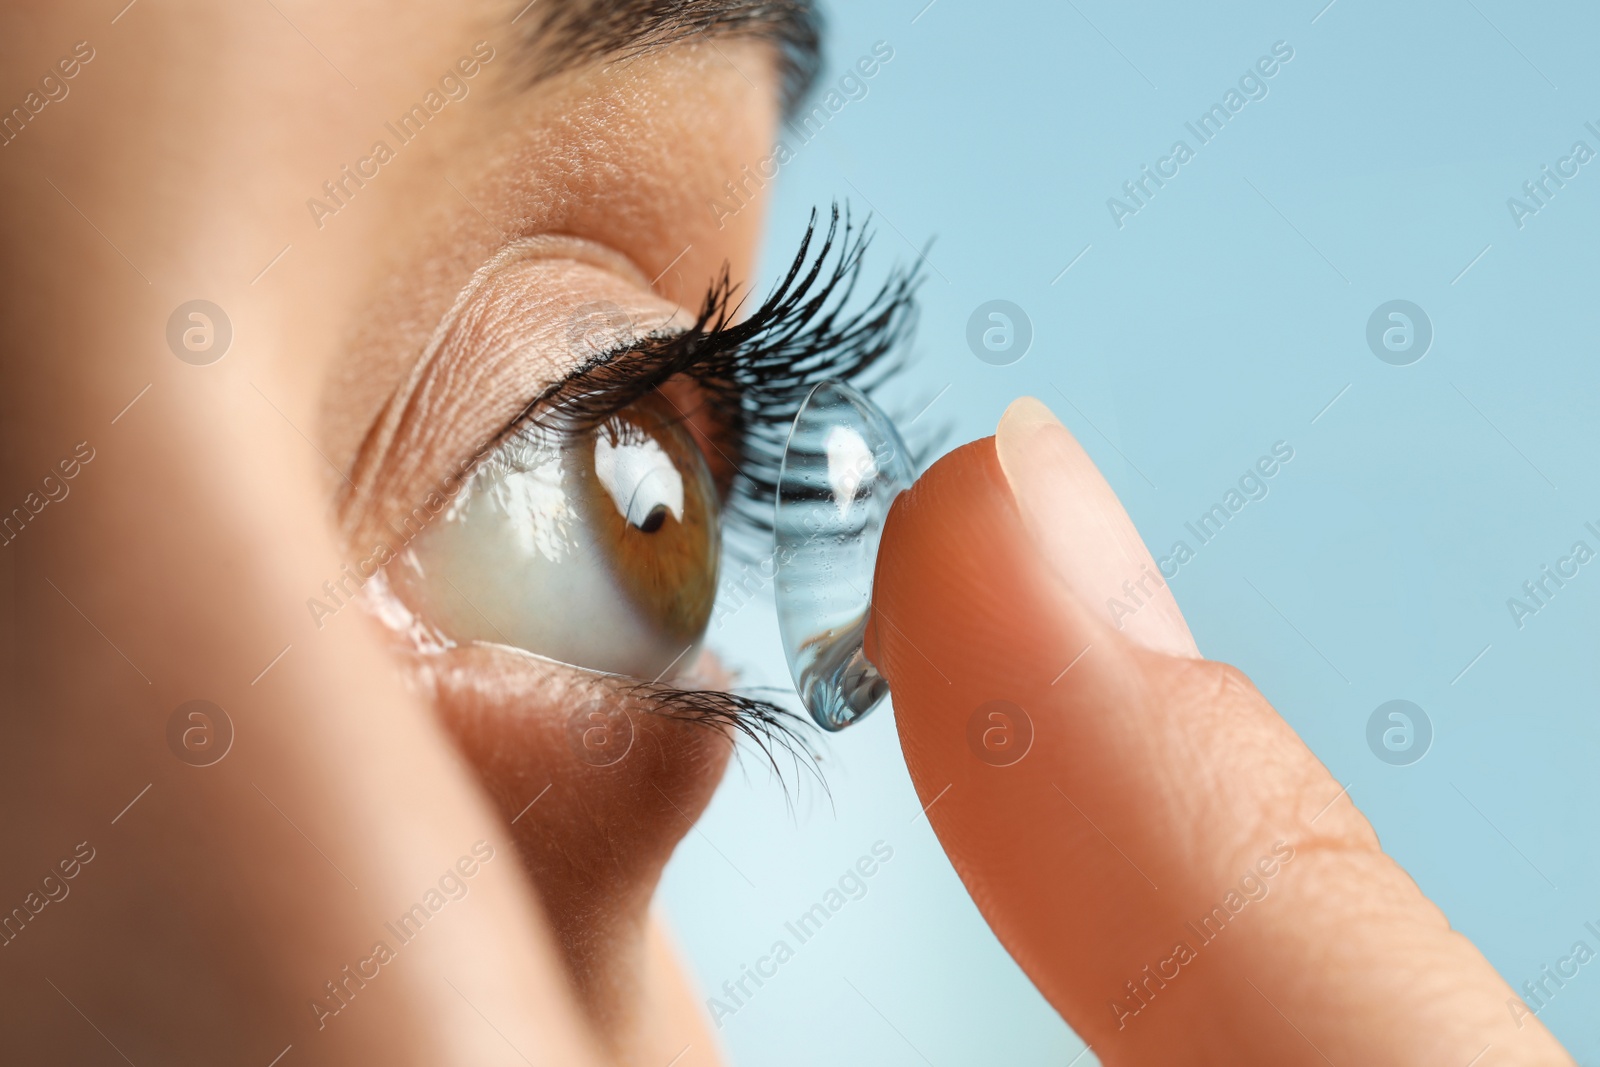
[994,397,1199,658]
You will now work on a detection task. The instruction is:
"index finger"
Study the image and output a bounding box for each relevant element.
[865,399,1572,1065]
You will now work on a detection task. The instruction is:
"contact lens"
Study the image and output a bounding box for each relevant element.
[774,381,915,731]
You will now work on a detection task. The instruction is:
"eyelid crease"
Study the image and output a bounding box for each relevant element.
[339,234,684,547]
[353,232,655,487]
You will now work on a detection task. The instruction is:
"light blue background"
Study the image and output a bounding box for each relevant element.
[662,1,1600,1062]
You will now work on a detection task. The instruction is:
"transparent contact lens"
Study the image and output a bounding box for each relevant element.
[775,381,914,731]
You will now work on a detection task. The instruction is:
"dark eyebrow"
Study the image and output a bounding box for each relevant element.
[512,0,821,113]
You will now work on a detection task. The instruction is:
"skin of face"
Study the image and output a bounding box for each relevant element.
[0,3,778,1063]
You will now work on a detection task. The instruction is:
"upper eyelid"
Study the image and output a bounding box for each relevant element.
[347,234,658,494]
[520,204,907,435]
[519,205,924,543]
[337,237,684,550]
[494,321,686,444]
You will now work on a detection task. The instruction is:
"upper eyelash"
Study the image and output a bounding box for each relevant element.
[500,201,924,551]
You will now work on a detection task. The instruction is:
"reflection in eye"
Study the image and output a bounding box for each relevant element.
[594,423,683,533]
[391,392,720,680]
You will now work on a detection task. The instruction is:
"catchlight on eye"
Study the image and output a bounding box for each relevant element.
[774,381,914,732]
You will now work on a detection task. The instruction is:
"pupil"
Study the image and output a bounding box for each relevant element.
[636,504,668,534]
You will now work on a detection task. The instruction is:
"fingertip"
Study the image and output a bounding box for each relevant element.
[862,408,1571,1064]
[995,395,1198,659]
[866,432,1122,711]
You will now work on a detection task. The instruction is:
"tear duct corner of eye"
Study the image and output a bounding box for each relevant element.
[774,380,914,732]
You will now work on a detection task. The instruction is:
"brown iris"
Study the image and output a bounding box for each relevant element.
[575,393,720,646]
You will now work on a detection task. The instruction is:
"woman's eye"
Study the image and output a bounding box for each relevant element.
[389,392,721,679]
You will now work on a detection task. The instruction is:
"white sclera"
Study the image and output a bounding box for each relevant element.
[774,381,915,731]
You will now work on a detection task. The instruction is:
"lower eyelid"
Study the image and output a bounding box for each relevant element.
[397,639,742,767]
[401,641,751,889]
[404,639,817,793]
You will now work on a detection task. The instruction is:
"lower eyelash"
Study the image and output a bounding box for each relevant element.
[631,683,827,801]
[513,200,925,554]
